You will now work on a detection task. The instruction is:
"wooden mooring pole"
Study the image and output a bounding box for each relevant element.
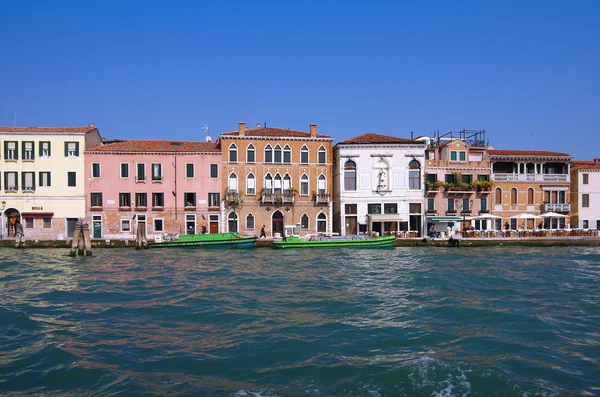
[69,219,92,257]
[14,222,25,249]
[135,222,148,250]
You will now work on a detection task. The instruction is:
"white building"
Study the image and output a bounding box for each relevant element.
[571,159,600,230]
[333,133,427,236]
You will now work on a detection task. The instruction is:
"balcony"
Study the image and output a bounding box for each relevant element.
[225,191,241,207]
[315,193,330,204]
[544,203,570,212]
[492,173,569,183]
[262,192,295,205]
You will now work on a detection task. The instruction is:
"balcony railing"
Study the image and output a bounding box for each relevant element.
[315,193,330,204]
[544,203,570,212]
[492,173,569,182]
[262,192,295,204]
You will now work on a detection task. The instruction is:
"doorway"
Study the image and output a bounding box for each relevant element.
[92,215,102,239]
[209,215,219,233]
[186,214,196,234]
[272,211,284,237]
[345,216,357,235]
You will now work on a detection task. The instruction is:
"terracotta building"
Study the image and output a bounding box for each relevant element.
[218,122,333,237]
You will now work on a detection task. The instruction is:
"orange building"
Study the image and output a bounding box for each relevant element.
[218,123,333,237]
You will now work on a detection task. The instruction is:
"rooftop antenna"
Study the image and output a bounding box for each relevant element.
[203,124,212,142]
[6,108,16,126]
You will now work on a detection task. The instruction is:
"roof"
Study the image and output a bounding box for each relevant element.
[86,140,220,153]
[487,149,571,158]
[0,126,98,133]
[338,133,419,145]
[220,127,331,139]
[571,160,600,170]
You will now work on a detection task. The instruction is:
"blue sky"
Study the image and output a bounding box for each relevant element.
[1,0,598,159]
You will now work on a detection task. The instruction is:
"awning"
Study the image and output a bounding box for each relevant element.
[368,214,404,222]
[427,216,464,223]
[21,212,54,219]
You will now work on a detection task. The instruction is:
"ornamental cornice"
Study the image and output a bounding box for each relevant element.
[336,144,426,151]
[220,135,333,142]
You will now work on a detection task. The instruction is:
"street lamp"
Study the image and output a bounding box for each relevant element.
[455,198,474,236]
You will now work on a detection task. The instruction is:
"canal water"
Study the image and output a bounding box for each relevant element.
[1,246,599,396]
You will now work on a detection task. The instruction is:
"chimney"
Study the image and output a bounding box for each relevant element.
[238,122,246,136]
[309,124,317,138]
[411,131,414,140]
[594,158,599,164]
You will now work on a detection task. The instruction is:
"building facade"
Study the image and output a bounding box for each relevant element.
[218,122,333,237]
[333,133,427,237]
[489,150,572,230]
[84,140,221,240]
[570,159,600,230]
[0,124,102,240]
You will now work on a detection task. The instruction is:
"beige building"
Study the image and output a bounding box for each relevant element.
[0,124,102,240]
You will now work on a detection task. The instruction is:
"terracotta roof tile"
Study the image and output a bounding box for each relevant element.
[221,127,331,139]
[86,140,220,153]
[571,160,600,170]
[0,126,98,133]
[487,149,571,157]
[338,133,418,144]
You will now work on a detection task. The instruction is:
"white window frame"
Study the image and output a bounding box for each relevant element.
[228,143,238,163]
[246,213,255,230]
[151,163,163,182]
[121,219,131,232]
[246,144,256,163]
[300,145,309,164]
[186,163,195,179]
[246,173,256,195]
[120,163,130,179]
[92,163,101,178]
[318,145,326,164]
[154,218,164,232]
[210,164,219,179]
[136,163,146,182]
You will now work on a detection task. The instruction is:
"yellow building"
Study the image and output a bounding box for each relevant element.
[0,124,103,240]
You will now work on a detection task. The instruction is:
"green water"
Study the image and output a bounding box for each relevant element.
[1,246,599,396]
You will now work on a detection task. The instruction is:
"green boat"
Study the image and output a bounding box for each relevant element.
[150,232,256,248]
[272,226,396,249]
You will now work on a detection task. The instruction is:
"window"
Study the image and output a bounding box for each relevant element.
[283,174,291,192]
[597,220,600,230]
[24,217,34,228]
[480,198,488,211]
[136,164,146,182]
[186,163,194,178]
[582,194,590,207]
[121,219,131,232]
[300,145,309,164]
[65,141,79,157]
[262,174,272,194]
[345,204,357,214]
[208,193,220,207]
[317,174,326,194]
[246,173,256,195]
[42,218,51,229]
[450,151,457,162]
[246,213,255,230]
[510,188,518,205]
[119,192,131,207]
[583,220,589,228]
[121,163,129,178]
[274,174,282,194]
[462,198,470,211]
[229,143,238,163]
[445,174,457,184]
[22,172,35,191]
[228,173,237,192]
[583,174,589,184]
[408,159,421,189]
[344,160,357,191]
[527,188,534,205]
[246,144,255,163]
[264,144,273,163]
[210,164,218,178]
[40,141,51,157]
[317,213,327,233]
[274,145,282,163]
[427,198,435,211]
[447,199,455,212]
[367,203,381,214]
[5,172,17,191]
[154,218,164,232]
[184,192,196,207]
[5,141,17,160]
[384,203,397,214]
[318,146,326,164]
[22,141,34,160]
[39,172,51,187]
[495,188,502,204]
[135,192,147,207]
[92,163,101,178]
[152,163,162,181]
[228,212,238,232]
[459,151,466,162]
[91,192,103,207]
[300,174,309,195]
[461,174,472,184]
[283,145,291,163]
[426,174,438,183]
[301,214,309,229]
[478,174,490,181]
[152,192,164,207]
[67,172,76,187]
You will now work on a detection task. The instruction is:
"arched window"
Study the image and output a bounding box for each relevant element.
[374,159,390,192]
[300,145,309,164]
[246,173,255,195]
[527,188,534,205]
[283,145,291,163]
[408,159,421,190]
[228,212,238,232]
[300,174,309,195]
[274,145,282,163]
[318,174,326,194]
[510,188,518,205]
[274,174,282,194]
[246,213,255,230]
[301,213,309,229]
[344,160,356,191]
[264,173,273,194]
[283,174,291,192]
[246,144,255,163]
[317,212,327,233]
[495,187,502,204]
[228,143,237,163]
[318,146,326,164]
[264,144,273,163]
[228,172,237,192]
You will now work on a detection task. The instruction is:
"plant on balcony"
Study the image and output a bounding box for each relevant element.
[288,186,298,197]
[425,180,446,191]
[275,195,283,205]
[471,179,495,192]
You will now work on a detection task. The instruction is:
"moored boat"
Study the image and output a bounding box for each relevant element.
[272,226,396,249]
[150,232,256,248]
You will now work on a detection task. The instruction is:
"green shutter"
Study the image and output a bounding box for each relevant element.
[3,142,6,159]
[31,142,35,159]
[64,142,68,157]
[32,173,36,189]
[459,151,466,161]
[22,142,25,160]
[21,172,25,190]
[450,151,457,161]
[75,142,79,156]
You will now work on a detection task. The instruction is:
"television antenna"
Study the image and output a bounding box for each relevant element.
[203,124,212,142]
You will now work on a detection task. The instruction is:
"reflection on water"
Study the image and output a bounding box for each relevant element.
[1,246,599,396]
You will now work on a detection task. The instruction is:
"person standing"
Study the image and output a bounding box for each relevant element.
[259,225,266,239]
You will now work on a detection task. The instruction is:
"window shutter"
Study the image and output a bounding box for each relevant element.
[22,142,25,159]
[31,142,35,159]
[32,173,36,189]
[21,172,25,189]
[75,142,80,156]
[3,142,7,159]
[64,142,68,157]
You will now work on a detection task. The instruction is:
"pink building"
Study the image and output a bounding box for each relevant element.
[84,140,221,240]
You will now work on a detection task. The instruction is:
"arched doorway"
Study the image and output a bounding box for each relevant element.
[272,211,284,237]
[3,208,21,237]
[228,212,238,232]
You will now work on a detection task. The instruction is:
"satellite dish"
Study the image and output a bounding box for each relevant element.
[203,124,212,142]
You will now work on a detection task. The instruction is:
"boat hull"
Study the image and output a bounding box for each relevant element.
[150,233,256,248]
[272,235,396,249]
